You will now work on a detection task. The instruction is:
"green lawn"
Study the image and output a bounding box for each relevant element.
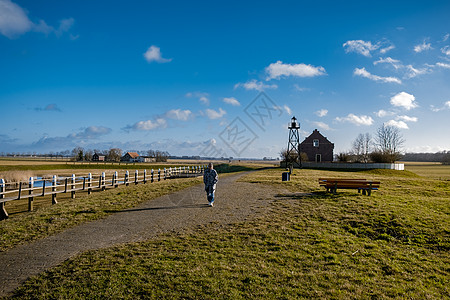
[5,167,450,299]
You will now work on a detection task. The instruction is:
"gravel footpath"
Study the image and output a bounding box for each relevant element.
[0,171,279,297]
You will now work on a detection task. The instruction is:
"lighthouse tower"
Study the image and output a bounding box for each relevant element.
[287,116,301,168]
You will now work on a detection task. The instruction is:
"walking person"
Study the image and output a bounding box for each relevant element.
[203,162,218,207]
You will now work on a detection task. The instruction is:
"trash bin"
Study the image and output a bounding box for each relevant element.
[282,172,290,181]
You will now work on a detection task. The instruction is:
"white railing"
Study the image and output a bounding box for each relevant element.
[0,165,206,220]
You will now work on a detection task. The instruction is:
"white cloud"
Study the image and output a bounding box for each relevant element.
[441,46,450,56]
[315,109,328,117]
[312,121,331,131]
[373,57,402,69]
[436,62,450,69]
[375,109,394,118]
[0,1,75,39]
[223,97,240,106]
[414,41,432,53]
[379,45,395,54]
[404,65,431,78]
[353,67,402,84]
[335,114,374,126]
[265,61,326,80]
[143,45,172,63]
[386,120,409,129]
[443,34,450,42]
[283,105,292,115]
[430,101,450,112]
[390,92,417,110]
[234,79,278,91]
[186,92,209,105]
[205,108,226,119]
[166,109,192,121]
[127,118,167,131]
[0,0,32,38]
[397,115,418,122]
[343,40,380,57]
[293,84,310,92]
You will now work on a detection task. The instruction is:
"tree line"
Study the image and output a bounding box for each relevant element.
[71,147,170,162]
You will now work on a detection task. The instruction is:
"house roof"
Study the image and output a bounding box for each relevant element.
[300,129,333,145]
[125,152,140,158]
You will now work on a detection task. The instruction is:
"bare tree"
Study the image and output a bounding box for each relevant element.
[374,124,404,163]
[352,133,372,163]
[72,147,84,161]
[107,148,122,162]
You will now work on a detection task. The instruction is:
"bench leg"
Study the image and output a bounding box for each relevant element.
[0,203,8,220]
[362,189,366,195]
[368,189,372,196]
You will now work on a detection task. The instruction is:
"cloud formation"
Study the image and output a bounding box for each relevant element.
[204,108,226,119]
[385,119,409,129]
[223,97,240,106]
[312,121,331,131]
[144,45,172,63]
[430,100,450,112]
[234,79,277,91]
[343,40,380,57]
[353,67,402,84]
[34,103,62,112]
[265,61,326,80]
[186,92,209,105]
[336,113,374,126]
[166,109,192,121]
[390,92,417,110]
[125,118,167,131]
[0,0,74,38]
[315,109,328,117]
[414,41,432,53]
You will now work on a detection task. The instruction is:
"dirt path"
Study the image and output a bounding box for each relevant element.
[0,172,279,297]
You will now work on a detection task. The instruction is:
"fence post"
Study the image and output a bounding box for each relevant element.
[114,171,118,188]
[125,171,129,186]
[71,174,76,199]
[0,178,8,220]
[164,168,167,180]
[101,172,106,191]
[151,169,154,183]
[88,173,92,195]
[158,169,161,181]
[52,175,58,204]
[135,170,138,185]
[143,169,147,184]
[28,177,34,211]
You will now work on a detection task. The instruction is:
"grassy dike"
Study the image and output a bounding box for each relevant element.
[0,164,253,252]
[4,167,450,299]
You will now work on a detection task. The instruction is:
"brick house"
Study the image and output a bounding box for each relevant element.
[300,129,334,162]
[92,153,106,161]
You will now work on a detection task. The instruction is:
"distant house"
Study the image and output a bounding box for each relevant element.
[92,153,106,161]
[121,152,140,162]
[300,129,334,162]
[137,156,156,163]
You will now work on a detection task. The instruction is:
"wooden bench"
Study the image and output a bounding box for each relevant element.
[318,178,380,196]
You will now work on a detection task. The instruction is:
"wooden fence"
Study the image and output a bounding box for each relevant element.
[0,165,205,220]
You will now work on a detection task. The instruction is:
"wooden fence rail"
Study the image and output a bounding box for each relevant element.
[0,165,205,220]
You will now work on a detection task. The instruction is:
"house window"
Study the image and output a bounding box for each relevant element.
[313,139,319,147]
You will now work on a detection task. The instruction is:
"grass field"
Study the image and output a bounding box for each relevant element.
[4,164,449,299]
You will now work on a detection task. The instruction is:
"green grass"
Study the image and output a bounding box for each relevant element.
[6,167,449,299]
[0,165,254,252]
[0,177,203,252]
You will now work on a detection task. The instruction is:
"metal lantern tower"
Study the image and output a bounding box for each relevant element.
[287,116,301,167]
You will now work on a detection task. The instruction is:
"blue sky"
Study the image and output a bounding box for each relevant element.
[1,0,449,158]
